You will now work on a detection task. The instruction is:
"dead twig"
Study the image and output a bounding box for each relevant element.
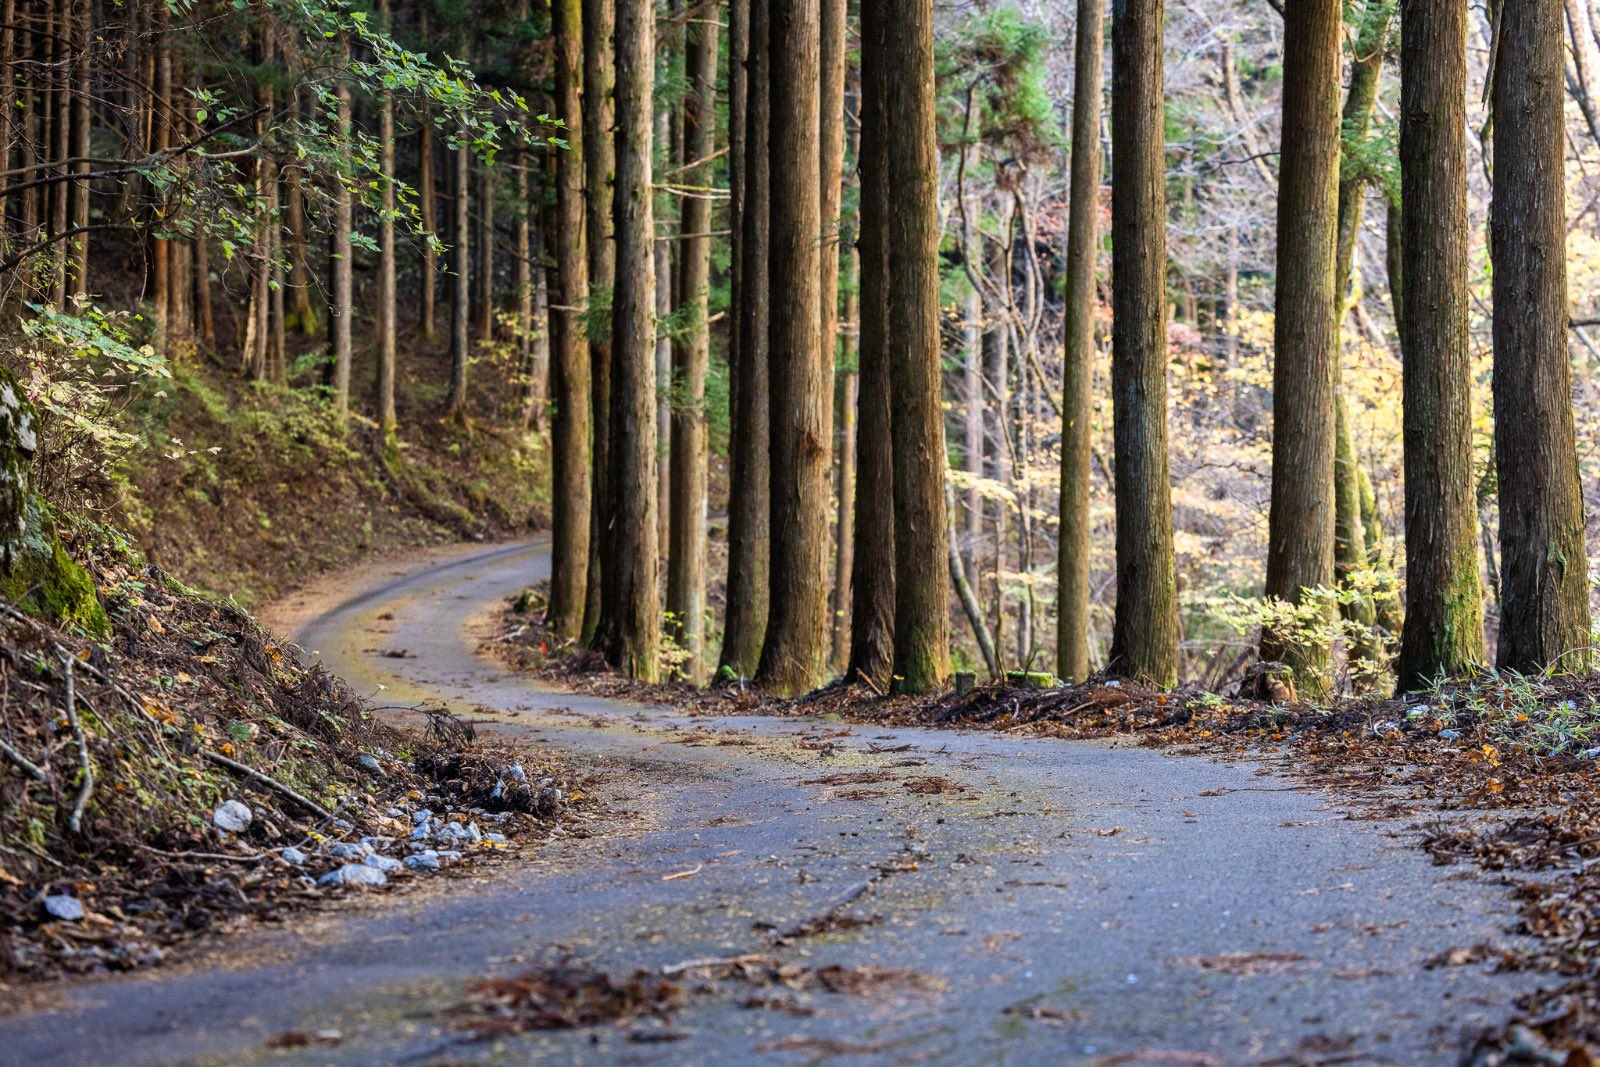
[0,737,47,780]
[64,658,94,835]
[202,749,336,820]
[660,952,771,976]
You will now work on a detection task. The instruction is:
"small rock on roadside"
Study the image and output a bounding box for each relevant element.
[357,754,383,774]
[280,847,309,866]
[363,854,402,873]
[213,800,253,833]
[43,894,85,921]
[318,864,388,888]
[404,851,440,871]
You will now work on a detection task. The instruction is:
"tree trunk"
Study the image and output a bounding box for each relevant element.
[1107,0,1179,686]
[376,2,398,443]
[819,0,845,378]
[1261,0,1341,693]
[720,0,772,681]
[961,288,983,590]
[1057,0,1103,683]
[1491,0,1593,674]
[549,0,592,641]
[582,0,617,645]
[948,485,1000,678]
[68,0,89,302]
[756,0,830,696]
[419,112,437,343]
[846,0,895,688]
[599,0,661,679]
[882,0,949,695]
[666,11,717,680]
[331,75,354,420]
[1393,0,1485,689]
[476,160,496,345]
[446,135,471,419]
[654,101,673,554]
[831,365,857,671]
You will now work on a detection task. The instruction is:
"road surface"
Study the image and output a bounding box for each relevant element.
[0,540,1543,1065]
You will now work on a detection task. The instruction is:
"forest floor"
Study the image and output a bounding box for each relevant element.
[0,538,1573,1066]
[495,587,1600,1064]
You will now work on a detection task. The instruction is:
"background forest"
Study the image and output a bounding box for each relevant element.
[4,0,1599,698]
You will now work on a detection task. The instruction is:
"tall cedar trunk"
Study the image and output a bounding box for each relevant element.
[725,0,749,656]
[376,0,398,442]
[446,136,471,418]
[962,288,983,591]
[819,0,845,396]
[1260,0,1341,692]
[476,162,496,344]
[150,3,169,335]
[0,0,13,228]
[1057,0,1104,682]
[756,0,830,695]
[68,0,89,301]
[419,116,437,342]
[515,149,536,428]
[1107,0,1179,685]
[1394,0,1485,689]
[882,0,949,694]
[1491,0,1593,673]
[599,0,660,679]
[831,364,857,669]
[654,100,673,553]
[847,0,895,687]
[549,0,592,640]
[582,0,617,644]
[331,75,354,421]
[49,0,69,309]
[720,0,772,680]
[667,13,717,680]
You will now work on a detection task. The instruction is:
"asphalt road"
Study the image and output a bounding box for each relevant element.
[0,540,1546,1066]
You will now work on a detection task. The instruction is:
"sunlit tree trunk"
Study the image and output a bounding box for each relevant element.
[1107,0,1179,686]
[549,0,592,641]
[1393,0,1485,689]
[1057,0,1103,683]
[1491,0,1593,674]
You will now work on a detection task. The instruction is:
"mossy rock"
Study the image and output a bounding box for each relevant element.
[1005,670,1057,690]
[0,370,108,637]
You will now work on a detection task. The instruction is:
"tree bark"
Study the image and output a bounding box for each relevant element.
[756,0,830,696]
[1107,0,1179,686]
[1491,0,1593,674]
[419,105,437,343]
[549,0,592,641]
[831,365,857,671]
[847,0,895,688]
[599,0,661,679]
[721,0,773,681]
[582,0,617,644]
[1057,0,1104,683]
[882,0,949,695]
[376,0,398,443]
[331,74,354,421]
[1260,0,1341,692]
[819,0,845,379]
[1393,0,1485,689]
[666,11,717,680]
[446,135,471,419]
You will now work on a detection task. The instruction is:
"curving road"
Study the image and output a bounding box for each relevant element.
[0,540,1545,1065]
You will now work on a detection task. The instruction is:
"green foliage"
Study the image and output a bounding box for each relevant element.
[936,4,1060,161]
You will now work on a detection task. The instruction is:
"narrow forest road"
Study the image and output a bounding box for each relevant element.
[1,541,1546,1066]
